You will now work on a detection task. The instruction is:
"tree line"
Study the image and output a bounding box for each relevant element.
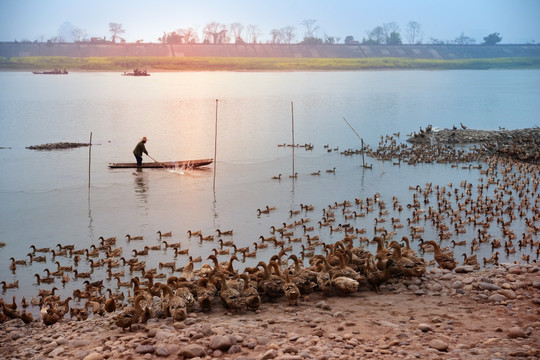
[24,19,504,46]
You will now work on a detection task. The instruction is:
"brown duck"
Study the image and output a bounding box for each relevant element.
[422,240,457,270]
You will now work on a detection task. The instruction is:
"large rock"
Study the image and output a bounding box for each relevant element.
[478,282,501,291]
[508,327,527,338]
[454,265,474,273]
[209,335,233,351]
[429,339,449,351]
[179,344,206,358]
[488,294,507,302]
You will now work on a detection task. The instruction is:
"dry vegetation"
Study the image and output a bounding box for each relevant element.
[1,56,539,71]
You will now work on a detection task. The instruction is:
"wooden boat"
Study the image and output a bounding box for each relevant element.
[108,158,213,169]
[121,69,150,76]
[33,69,68,75]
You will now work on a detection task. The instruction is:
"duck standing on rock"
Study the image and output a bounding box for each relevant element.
[283,270,301,305]
[331,273,359,297]
[365,254,395,293]
[240,273,261,311]
[112,294,145,331]
[216,273,245,312]
[422,240,457,270]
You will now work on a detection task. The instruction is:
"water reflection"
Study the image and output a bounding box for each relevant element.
[87,189,94,240]
[134,168,149,214]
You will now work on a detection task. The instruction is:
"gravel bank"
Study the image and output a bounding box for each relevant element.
[406,128,540,145]
[1,263,538,360]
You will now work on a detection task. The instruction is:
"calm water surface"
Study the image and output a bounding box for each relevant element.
[0,70,539,310]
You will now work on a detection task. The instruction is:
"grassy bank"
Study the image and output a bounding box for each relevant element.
[1,56,539,71]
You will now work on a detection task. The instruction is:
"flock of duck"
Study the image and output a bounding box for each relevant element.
[1,133,539,330]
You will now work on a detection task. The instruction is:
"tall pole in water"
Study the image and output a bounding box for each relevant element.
[361,138,365,168]
[213,99,218,192]
[88,132,92,188]
[343,117,385,173]
[291,102,295,179]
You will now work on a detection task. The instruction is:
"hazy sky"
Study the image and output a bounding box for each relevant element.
[1,0,539,44]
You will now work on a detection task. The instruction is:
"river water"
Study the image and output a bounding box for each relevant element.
[0,70,539,309]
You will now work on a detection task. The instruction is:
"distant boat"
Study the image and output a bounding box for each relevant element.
[32,69,68,75]
[121,69,150,76]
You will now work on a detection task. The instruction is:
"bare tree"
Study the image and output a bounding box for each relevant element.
[178,27,199,43]
[324,34,336,44]
[300,19,319,39]
[281,26,296,44]
[229,23,245,43]
[71,28,87,42]
[203,21,228,44]
[108,22,126,43]
[270,29,284,44]
[247,24,261,44]
[406,21,423,44]
[455,32,476,45]
[383,22,400,42]
[58,22,74,42]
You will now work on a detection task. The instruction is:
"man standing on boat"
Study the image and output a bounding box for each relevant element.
[133,137,149,166]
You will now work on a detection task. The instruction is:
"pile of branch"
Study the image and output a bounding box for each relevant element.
[26,142,91,151]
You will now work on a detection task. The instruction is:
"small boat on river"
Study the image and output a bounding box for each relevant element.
[108,158,213,169]
[121,69,150,76]
[32,69,68,75]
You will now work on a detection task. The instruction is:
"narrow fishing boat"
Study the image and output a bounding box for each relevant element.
[121,69,150,76]
[108,158,213,169]
[32,69,68,75]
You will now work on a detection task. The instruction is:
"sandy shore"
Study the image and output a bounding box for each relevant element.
[1,263,538,360]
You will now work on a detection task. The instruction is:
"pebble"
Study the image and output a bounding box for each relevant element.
[488,294,507,302]
[500,289,517,299]
[418,324,432,332]
[179,344,206,358]
[82,353,103,360]
[478,282,502,291]
[428,339,449,351]
[135,344,155,354]
[209,335,233,351]
[260,349,278,359]
[228,344,242,354]
[508,327,527,338]
[454,265,474,273]
[49,347,65,357]
[155,346,169,357]
[71,339,91,347]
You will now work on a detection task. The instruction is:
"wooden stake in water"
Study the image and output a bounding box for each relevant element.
[213,99,218,192]
[291,101,295,179]
[88,132,92,188]
[361,138,366,168]
[342,117,385,173]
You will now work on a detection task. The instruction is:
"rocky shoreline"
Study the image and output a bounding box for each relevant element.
[1,263,538,360]
[406,127,540,145]
[406,127,540,164]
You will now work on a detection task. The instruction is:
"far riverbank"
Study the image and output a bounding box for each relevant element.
[1,56,540,72]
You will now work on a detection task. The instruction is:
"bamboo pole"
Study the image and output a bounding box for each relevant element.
[361,138,365,167]
[88,132,92,188]
[291,102,295,179]
[213,99,218,192]
[343,118,385,173]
